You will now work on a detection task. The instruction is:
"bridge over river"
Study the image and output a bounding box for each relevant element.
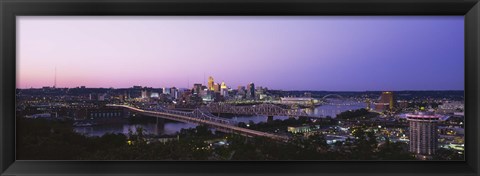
[106,104,289,141]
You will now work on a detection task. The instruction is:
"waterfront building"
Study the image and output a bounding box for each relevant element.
[374,91,395,112]
[280,97,316,105]
[287,125,320,134]
[407,111,440,160]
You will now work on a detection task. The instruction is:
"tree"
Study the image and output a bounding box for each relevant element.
[433,148,464,160]
[376,137,414,160]
[348,128,378,159]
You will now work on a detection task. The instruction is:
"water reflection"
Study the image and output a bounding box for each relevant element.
[307,102,366,118]
[73,122,197,137]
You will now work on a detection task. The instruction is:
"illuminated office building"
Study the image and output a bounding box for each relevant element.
[407,111,440,160]
[220,82,228,97]
[208,76,215,91]
[221,82,227,89]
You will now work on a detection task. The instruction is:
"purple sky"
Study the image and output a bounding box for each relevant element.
[17,16,464,91]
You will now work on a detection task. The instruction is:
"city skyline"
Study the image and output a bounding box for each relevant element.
[17,16,464,91]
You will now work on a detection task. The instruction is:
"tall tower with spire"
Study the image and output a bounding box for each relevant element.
[54,67,57,88]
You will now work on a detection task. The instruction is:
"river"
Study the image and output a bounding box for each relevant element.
[74,101,366,137]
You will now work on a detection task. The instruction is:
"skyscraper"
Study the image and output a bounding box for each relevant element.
[141,89,149,99]
[213,83,221,93]
[247,82,255,99]
[163,87,171,95]
[237,86,246,97]
[193,84,202,95]
[208,76,215,91]
[407,111,440,160]
[170,87,179,99]
[220,81,227,89]
[220,81,228,97]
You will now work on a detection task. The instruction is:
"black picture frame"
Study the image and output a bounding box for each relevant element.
[1,0,479,175]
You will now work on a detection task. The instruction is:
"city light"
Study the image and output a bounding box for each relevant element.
[15,17,464,161]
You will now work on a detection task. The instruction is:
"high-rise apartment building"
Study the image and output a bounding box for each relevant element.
[407,111,440,160]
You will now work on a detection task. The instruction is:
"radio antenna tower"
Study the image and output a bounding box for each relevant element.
[54,67,57,88]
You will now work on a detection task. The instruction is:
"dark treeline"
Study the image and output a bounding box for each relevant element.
[17,118,461,160]
[336,108,378,120]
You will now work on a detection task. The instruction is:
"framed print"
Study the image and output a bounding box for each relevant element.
[1,0,479,175]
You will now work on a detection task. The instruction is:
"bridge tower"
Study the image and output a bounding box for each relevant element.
[267,115,273,123]
[155,117,165,135]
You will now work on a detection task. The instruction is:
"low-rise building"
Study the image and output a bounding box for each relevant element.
[287,125,320,134]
